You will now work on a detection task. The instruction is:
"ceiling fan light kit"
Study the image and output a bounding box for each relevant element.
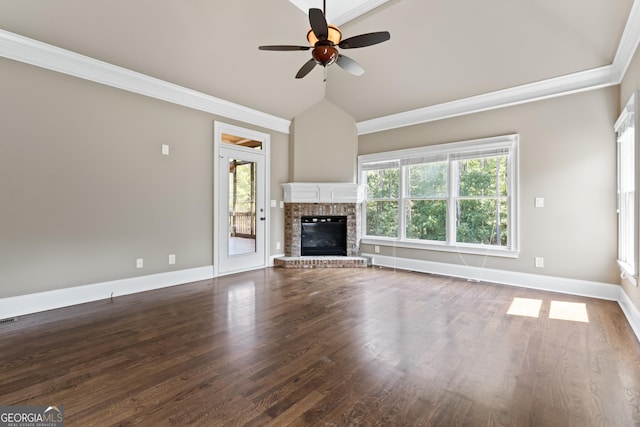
[307,25,342,46]
[258,3,390,79]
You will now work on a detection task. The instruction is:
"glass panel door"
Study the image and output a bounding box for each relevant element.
[217,145,266,274]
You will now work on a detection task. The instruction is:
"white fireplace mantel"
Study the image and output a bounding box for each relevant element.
[281,183,364,204]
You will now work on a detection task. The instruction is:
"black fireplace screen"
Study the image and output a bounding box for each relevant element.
[301,216,347,256]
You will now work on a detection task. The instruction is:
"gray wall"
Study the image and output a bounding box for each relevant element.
[0,57,289,299]
[619,42,640,311]
[359,87,620,286]
[0,48,629,303]
[290,99,358,183]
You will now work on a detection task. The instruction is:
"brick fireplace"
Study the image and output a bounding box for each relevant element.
[275,183,367,268]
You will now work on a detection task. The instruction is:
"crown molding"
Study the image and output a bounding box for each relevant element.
[356,65,617,135]
[0,29,292,134]
[612,0,640,83]
[356,1,640,135]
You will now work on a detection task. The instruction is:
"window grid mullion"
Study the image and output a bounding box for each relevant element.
[399,165,407,240]
[447,157,458,245]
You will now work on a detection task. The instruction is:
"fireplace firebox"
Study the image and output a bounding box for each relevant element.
[301,216,347,256]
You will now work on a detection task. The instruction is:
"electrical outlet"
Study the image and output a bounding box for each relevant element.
[169,254,176,265]
[374,245,380,253]
[535,257,544,268]
[136,258,144,268]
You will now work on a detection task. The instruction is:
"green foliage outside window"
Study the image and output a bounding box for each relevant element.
[459,157,508,197]
[229,161,255,213]
[366,201,398,237]
[456,157,508,246]
[406,200,447,240]
[365,168,399,237]
[366,167,399,199]
[407,162,447,198]
[456,199,508,245]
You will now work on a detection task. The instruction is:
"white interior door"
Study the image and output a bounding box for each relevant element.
[216,144,267,275]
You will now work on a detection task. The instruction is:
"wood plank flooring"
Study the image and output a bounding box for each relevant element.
[1,267,640,426]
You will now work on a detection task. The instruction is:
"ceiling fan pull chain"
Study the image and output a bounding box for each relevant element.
[323,65,328,83]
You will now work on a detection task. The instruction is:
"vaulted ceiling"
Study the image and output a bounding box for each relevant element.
[0,0,635,126]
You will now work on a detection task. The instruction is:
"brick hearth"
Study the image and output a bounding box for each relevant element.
[274,256,368,268]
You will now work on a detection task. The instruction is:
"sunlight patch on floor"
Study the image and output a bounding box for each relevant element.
[506,297,590,323]
[507,297,542,318]
[549,301,589,323]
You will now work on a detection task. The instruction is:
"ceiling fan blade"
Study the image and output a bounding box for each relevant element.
[259,45,311,51]
[339,31,391,49]
[336,54,364,76]
[296,58,317,79]
[309,8,328,41]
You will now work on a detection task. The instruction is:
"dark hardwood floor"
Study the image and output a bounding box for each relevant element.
[1,267,640,426]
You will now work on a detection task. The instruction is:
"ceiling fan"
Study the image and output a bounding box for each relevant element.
[258,1,391,79]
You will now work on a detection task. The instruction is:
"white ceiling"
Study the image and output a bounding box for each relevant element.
[0,0,636,127]
[288,0,391,26]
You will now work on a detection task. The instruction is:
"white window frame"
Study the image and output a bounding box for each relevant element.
[359,134,519,258]
[615,92,638,285]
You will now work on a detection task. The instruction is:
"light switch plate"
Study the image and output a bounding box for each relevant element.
[535,197,544,208]
[161,144,169,155]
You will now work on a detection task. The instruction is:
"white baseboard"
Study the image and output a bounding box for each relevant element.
[0,265,214,319]
[364,253,640,343]
[618,288,640,341]
[364,254,619,300]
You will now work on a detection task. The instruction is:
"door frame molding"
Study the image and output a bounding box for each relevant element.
[213,121,270,277]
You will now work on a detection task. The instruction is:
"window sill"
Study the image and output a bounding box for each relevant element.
[361,237,519,258]
[617,260,638,286]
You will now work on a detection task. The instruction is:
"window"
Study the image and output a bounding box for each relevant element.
[359,135,519,257]
[364,162,399,238]
[616,92,638,285]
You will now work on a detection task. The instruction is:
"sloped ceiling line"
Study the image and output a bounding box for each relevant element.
[0,0,638,136]
[613,0,640,82]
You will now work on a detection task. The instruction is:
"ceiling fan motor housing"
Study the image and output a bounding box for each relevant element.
[312,45,338,66]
